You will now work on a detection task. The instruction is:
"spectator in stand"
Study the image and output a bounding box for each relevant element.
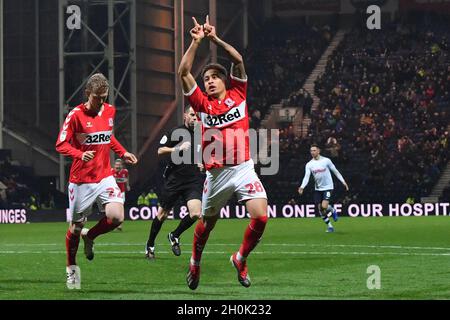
[406,196,415,205]
[245,20,333,128]
[251,109,262,129]
[269,14,450,204]
[325,136,341,159]
[137,191,150,208]
[147,188,159,207]
[0,181,7,207]
[28,194,39,211]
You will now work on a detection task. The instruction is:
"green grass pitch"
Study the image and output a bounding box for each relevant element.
[0,216,449,300]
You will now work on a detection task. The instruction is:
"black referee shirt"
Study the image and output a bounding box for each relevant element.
[159,124,204,185]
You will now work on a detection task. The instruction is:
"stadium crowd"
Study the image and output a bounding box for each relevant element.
[266,14,450,205]
[245,19,332,129]
[3,16,448,210]
[0,155,39,209]
[0,152,63,210]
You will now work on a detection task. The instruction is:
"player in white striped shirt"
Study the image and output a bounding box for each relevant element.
[298,144,349,232]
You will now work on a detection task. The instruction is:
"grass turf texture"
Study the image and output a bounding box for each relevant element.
[0,216,449,299]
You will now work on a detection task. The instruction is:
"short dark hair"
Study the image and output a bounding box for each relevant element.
[201,63,228,81]
[311,144,320,149]
[184,105,193,113]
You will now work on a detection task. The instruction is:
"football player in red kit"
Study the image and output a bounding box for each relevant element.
[179,16,268,290]
[111,159,130,231]
[56,73,138,289]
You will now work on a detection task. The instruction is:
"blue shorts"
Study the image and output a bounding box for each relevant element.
[314,190,333,205]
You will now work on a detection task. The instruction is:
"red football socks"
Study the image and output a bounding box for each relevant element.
[87,216,117,240]
[191,220,212,264]
[66,229,80,266]
[239,215,268,259]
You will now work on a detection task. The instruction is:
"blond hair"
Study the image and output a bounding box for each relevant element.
[85,73,109,95]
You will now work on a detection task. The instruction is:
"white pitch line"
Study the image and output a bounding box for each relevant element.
[2,243,450,251]
[0,250,449,256]
[266,243,450,251]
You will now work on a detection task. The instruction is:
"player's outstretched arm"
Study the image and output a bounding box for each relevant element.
[178,17,205,94]
[110,135,138,164]
[55,136,83,159]
[298,164,311,195]
[55,113,86,160]
[328,160,348,191]
[123,152,138,165]
[343,181,349,191]
[158,142,191,156]
[203,15,246,79]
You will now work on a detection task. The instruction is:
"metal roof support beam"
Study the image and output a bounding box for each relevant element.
[58,0,136,191]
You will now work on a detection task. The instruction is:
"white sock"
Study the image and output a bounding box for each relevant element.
[326,205,334,217]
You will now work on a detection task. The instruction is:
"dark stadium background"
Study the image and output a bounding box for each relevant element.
[0,0,448,218]
[1,0,450,304]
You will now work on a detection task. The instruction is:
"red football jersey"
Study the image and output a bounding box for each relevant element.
[111,168,129,193]
[56,103,127,184]
[185,74,250,170]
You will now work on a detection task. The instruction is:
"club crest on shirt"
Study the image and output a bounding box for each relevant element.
[109,118,114,126]
[86,121,93,128]
[160,135,168,144]
[224,98,235,108]
[59,131,67,142]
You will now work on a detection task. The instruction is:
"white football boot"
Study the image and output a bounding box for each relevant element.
[66,265,81,290]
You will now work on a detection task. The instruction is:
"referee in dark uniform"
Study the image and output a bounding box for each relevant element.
[145,105,205,260]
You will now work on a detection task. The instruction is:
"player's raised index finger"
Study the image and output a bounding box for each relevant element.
[206,15,209,25]
[192,17,199,26]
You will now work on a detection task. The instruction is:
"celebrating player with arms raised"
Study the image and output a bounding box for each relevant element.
[178,16,268,290]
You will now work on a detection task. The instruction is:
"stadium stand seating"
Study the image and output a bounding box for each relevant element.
[0,149,66,209]
[262,14,449,205]
[245,18,334,129]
